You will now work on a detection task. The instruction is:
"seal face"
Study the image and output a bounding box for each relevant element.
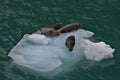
[52,22,62,30]
[60,23,82,33]
[65,35,75,51]
[40,28,60,36]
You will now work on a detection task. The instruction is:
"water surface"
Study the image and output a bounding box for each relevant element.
[0,0,120,80]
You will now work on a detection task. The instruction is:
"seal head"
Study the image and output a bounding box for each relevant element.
[52,22,62,30]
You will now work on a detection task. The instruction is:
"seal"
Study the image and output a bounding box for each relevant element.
[60,23,82,33]
[65,35,75,51]
[40,28,60,36]
[52,22,62,30]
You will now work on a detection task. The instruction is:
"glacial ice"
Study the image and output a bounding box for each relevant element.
[27,33,51,45]
[8,29,115,75]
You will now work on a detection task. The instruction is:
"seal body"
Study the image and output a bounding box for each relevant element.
[40,28,60,36]
[60,23,82,33]
[65,35,75,51]
[52,22,62,30]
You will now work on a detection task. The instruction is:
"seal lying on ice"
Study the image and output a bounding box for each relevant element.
[65,35,75,51]
[40,28,60,36]
[60,23,82,33]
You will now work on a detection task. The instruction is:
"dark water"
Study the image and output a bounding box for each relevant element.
[0,0,120,80]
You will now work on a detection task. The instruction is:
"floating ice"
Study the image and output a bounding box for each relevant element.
[9,34,65,72]
[81,39,114,61]
[8,29,115,76]
[27,34,51,45]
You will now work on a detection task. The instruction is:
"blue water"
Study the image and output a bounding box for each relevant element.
[0,0,120,80]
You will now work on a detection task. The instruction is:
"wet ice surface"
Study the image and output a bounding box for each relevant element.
[8,29,115,76]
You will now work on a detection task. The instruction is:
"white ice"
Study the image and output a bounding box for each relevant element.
[8,29,115,75]
[81,39,114,61]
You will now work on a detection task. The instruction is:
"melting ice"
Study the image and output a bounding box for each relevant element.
[8,29,115,76]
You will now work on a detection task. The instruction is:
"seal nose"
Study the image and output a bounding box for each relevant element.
[69,49,73,51]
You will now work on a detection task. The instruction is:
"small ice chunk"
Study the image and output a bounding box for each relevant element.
[81,39,115,61]
[27,34,51,45]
